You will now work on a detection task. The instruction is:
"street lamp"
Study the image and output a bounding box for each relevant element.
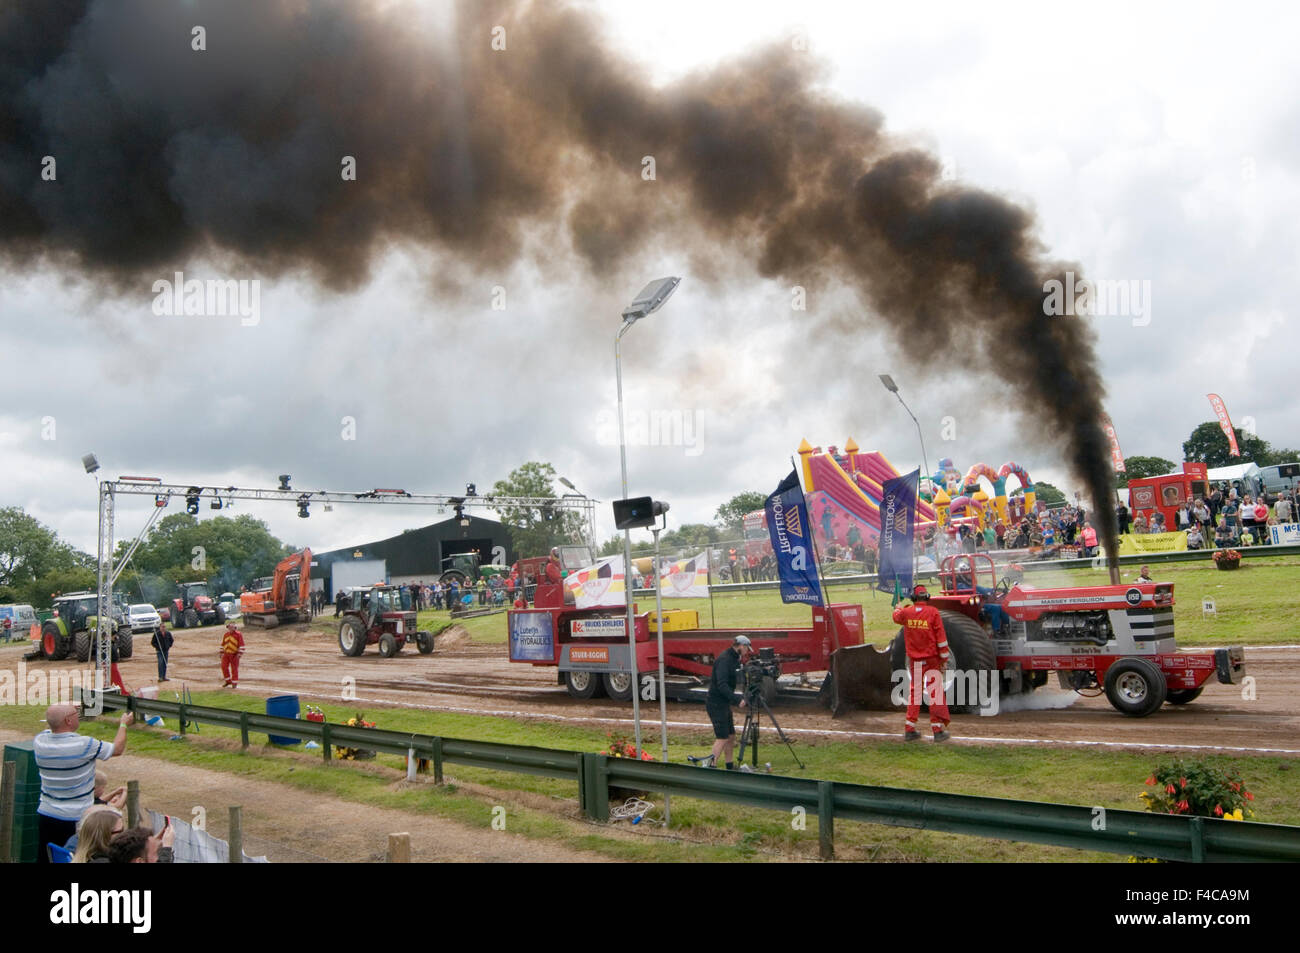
[616,277,681,757]
[559,477,597,550]
[879,374,930,481]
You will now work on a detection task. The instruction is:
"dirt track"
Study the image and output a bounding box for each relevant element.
[11,621,1300,756]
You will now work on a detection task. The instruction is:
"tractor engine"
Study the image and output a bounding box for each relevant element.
[1027,611,1113,646]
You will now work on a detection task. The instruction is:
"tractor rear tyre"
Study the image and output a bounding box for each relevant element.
[379,633,398,658]
[74,631,92,663]
[1166,686,1204,705]
[415,631,435,654]
[1104,657,1167,717]
[889,612,998,714]
[42,622,70,661]
[602,671,634,702]
[338,617,366,657]
[564,670,606,700]
[117,630,133,659]
[183,608,199,629]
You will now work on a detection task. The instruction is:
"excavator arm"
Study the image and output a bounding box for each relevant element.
[271,548,312,610]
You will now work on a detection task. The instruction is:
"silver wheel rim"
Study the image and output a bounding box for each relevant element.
[1117,672,1148,703]
[570,671,591,691]
[607,672,631,694]
[341,627,355,651]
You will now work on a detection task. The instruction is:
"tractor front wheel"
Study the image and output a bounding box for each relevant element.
[117,630,133,659]
[378,633,399,658]
[1166,686,1204,705]
[338,617,366,657]
[74,631,92,663]
[415,631,435,654]
[183,608,199,629]
[1104,658,1167,717]
[215,606,227,625]
[42,622,70,661]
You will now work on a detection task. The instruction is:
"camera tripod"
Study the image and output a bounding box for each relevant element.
[737,680,804,770]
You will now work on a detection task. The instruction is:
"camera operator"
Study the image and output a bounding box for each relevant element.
[706,635,754,769]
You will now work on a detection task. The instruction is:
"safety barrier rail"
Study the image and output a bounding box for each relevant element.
[96,695,1300,862]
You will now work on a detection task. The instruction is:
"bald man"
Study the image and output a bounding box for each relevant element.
[33,704,133,862]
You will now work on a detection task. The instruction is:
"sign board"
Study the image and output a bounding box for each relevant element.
[560,642,632,672]
[508,611,555,662]
[571,617,627,639]
[1270,522,1300,545]
[1118,531,1188,555]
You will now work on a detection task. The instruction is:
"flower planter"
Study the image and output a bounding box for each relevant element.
[1215,560,1241,571]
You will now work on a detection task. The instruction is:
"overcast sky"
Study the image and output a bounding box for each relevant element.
[2,0,1297,557]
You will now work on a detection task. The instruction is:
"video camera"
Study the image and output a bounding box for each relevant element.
[742,646,780,697]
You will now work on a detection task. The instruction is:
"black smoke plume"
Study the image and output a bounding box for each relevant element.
[0,0,1119,572]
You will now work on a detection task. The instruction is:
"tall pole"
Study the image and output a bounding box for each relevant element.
[652,524,670,825]
[615,320,643,756]
[893,391,929,582]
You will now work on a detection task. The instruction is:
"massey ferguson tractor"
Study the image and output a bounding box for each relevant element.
[830,554,1247,717]
[336,585,435,658]
[240,549,312,627]
[169,580,226,629]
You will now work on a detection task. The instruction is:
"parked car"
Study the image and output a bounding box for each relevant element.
[126,603,162,634]
[217,592,239,620]
[0,604,38,642]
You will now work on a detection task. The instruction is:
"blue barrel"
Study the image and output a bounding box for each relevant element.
[266,694,301,745]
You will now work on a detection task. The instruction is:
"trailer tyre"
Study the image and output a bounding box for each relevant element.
[889,612,997,714]
[1104,657,1167,717]
[565,670,606,700]
[1166,687,1204,705]
[603,671,633,702]
[378,633,398,658]
[74,631,92,663]
[338,617,366,657]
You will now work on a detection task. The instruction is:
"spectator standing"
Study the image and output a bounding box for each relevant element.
[1116,502,1131,535]
[34,705,133,862]
[1275,494,1293,524]
[151,621,173,682]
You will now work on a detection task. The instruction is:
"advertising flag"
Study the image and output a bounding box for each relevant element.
[658,552,710,599]
[562,556,626,608]
[765,470,823,605]
[1207,394,1241,457]
[877,468,919,599]
[1100,412,1126,473]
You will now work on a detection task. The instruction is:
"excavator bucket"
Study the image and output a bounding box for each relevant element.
[821,643,899,716]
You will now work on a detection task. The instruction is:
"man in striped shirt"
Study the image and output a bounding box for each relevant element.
[33,704,133,862]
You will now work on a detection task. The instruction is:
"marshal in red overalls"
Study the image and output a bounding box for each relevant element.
[892,585,952,742]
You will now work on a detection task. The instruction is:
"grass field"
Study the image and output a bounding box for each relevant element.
[5,686,1294,862]
[350,556,1300,647]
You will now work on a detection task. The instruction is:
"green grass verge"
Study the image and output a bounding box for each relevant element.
[5,692,1296,862]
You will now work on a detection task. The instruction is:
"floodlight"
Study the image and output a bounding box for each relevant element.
[621,276,681,322]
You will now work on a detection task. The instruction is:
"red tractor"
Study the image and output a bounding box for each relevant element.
[841,554,1245,717]
[337,585,434,658]
[170,581,225,629]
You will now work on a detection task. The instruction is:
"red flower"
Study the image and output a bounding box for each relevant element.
[1245,791,1255,801]
[1214,804,1224,817]
[1166,784,1176,794]
[1145,776,1156,785]
[1179,777,1187,788]
[1177,800,1190,812]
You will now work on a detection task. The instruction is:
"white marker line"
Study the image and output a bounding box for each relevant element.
[248,683,1300,756]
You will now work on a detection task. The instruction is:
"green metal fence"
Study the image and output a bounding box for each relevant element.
[97,694,1300,862]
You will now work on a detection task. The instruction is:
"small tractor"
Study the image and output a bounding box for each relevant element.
[337,585,435,658]
[170,581,225,629]
[33,592,132,662]
[829,554,1247,717]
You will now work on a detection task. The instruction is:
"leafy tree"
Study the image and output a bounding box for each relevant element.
[1033,482,1066,505]
[0,507,87,596]
[491,462,585,557]
[129,513,295,595]
[20,567,98,610]
[714,492,767,534]
[1183,422,1272,467]
[1116,456,1176,487]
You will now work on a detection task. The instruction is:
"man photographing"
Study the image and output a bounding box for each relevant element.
[706,635,754,769]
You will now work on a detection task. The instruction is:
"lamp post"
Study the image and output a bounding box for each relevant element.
[559,477,597,550]
[616,277,681,756]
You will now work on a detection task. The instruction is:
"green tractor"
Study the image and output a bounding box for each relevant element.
[38,592,132,663]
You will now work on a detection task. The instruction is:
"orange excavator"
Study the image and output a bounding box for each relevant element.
[239,549,312,627]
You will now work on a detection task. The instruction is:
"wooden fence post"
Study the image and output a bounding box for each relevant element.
[126,779,140,828]
[0,761,14,864]
[387,833,411,862]
[229,806,243,863]
[818,781,835,861]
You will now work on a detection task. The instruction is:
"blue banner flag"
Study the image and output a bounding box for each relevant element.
[877,468,919,599]
[765,470,824,605]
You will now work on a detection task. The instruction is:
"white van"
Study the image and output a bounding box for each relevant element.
[1259,462,1300,496]
[0,604,38,641]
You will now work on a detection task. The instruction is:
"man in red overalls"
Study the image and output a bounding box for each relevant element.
[892,584,952,742]
[220,620,245,688]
